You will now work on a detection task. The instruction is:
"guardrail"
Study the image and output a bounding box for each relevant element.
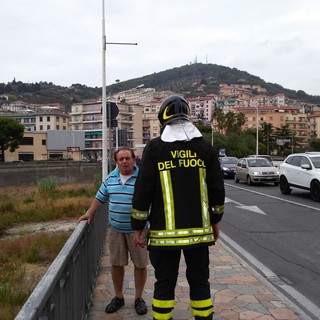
[15,205,108,320]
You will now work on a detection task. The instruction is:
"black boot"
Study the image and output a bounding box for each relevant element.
[194,315,213,320]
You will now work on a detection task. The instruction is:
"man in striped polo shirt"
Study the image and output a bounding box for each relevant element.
[79,147,148,315]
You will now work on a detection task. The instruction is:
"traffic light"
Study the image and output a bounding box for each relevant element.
[105,102,119,127]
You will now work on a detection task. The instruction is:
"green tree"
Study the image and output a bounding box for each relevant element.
[0,118,25,162]
[309,138,320,151]
[197,123,259,158]
[212,107,225,134]
[225,112,245,135]
[274,124,293,156]
[212,107,245,135]
[261,122,276,154]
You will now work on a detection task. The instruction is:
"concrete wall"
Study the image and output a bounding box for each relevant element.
[0,161,102,187]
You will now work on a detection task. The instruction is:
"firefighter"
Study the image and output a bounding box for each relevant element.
[131,95,225,320]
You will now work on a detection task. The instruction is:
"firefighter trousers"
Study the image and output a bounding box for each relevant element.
[149,246,213,320]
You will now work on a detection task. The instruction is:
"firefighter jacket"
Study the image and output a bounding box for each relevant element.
[131,136,225,250]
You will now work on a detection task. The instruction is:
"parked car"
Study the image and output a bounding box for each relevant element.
[279,152,320,201]
[235,157,279,185]
[219,156,238,178]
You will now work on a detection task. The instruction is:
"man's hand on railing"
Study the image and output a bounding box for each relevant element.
[79,211,95,224]
[78,198,102,224]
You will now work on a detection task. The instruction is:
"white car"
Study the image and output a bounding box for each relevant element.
[279,152,320,201]
[234,157,279,185]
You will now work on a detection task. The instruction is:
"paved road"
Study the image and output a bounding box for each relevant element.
[222,180,320,319]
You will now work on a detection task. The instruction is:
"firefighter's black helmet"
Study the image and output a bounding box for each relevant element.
[158,95,190,126]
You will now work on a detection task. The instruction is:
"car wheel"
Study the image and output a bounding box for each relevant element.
[310,180,320,202]
[234,174,239,183]
[279,176,291,194]
[247,175,252,186]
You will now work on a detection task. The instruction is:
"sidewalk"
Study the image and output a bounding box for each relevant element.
[88,237,302,320]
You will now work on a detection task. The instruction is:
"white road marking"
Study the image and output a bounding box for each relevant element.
[225,197,267,215]
[225,183,320,212]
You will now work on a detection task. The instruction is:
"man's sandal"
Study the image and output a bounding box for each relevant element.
[105,297,125,313]
[134,298,148,315]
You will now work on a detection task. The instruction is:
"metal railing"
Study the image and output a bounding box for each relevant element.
[15,205,107,320]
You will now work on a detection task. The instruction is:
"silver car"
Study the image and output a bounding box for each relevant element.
[235,157,279,186]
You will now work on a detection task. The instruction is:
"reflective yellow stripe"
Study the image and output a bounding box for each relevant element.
[153,298,175,308]
[131,208,148,220]
[199,167,210,228]
[150,227,213,238]
[190,298,213,308]
[149,234,214,247]
[160,170,175,230]
[149,227,214,246]
[212,204,224,214]
[152,311,173,320]
[153,298,174,320]
[190,298,214,317]
[192,306,214,317]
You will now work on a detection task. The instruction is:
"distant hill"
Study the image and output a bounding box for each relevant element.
[1,63,320,106]
[106,63,320,104]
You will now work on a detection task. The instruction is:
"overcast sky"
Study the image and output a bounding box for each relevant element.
[1,1,320,95]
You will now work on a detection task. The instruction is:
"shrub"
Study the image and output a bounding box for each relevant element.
[36,177,57,200]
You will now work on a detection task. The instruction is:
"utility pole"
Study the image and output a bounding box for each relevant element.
[101,0,137,180]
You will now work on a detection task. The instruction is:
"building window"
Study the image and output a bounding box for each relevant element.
[40,117,43,122]
[40,125,43,130]
[42,139,46,145]
[21,137,34,145]
[47,125,51,130]
[47,116,50,121]
[56,125,60,130]
[56,117,60,122]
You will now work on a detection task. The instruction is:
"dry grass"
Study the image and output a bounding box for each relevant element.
[0,181,97,319]
[0,182,96,232]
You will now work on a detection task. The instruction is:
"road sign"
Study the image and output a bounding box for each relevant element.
[67,147,80,152]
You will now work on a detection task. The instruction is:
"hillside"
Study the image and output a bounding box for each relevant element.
[1,63,320,106]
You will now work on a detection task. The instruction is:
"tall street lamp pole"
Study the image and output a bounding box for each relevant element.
[253,106,259,155]
[102,0,107,181]
[101,0,137,180]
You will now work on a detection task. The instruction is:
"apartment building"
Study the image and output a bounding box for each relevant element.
[308,112,320,139]
[0,108,69,132]
[1,101,65,113]
[216,98,242,113]
[229,106,310,145]
[70,101,144,159]
[188,95,216,122]
[142,100,162,144]
[109,86,175,106]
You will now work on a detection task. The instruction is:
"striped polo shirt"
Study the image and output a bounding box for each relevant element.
[96,166,139,233]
